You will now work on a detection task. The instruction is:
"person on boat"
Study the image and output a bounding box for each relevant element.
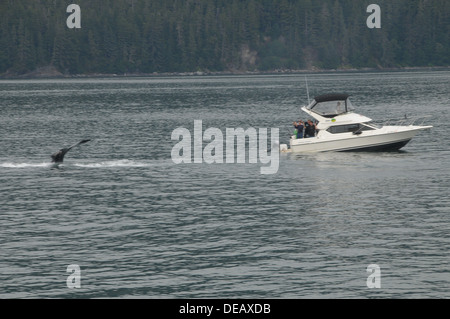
[293,122,298,139]
[295,121,304,139]
[314,120,319,135]
[305,120,316,138]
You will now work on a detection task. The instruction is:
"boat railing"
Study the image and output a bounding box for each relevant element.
[381,115,432,127]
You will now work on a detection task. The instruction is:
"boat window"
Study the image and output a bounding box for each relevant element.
[310,98,354,117]
[327,123,375,134]
[363,122,379,129]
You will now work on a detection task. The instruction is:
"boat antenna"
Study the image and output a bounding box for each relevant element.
[305,76,311,105]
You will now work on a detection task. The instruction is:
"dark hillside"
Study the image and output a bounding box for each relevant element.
[1,0,449,76]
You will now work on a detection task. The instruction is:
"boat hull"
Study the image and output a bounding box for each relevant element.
[289,126,430,153]
[338,139,411,152]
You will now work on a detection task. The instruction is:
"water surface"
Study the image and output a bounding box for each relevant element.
[0,71,449,298]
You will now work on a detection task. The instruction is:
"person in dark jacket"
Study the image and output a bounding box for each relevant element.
[304,120,316,138]
[295,121,304,139]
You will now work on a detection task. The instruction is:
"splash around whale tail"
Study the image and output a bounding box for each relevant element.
[51,139,91,163]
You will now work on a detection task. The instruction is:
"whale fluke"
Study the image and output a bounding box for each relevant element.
[51,139,91,163]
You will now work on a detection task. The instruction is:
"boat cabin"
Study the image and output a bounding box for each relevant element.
[301,93,375,132]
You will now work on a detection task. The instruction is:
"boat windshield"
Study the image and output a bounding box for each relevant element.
[309,95,354,118]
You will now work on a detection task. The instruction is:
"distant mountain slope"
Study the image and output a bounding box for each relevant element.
[1,0,449,76]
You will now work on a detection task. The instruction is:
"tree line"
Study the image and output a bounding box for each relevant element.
[0,0,449,76]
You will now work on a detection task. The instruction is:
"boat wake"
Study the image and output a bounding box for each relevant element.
[1,162,52,168]
[1,159,153,169]
[74,159,153,168]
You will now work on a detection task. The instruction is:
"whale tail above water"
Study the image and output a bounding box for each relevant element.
[51,139,91,163]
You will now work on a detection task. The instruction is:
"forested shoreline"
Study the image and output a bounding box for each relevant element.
[1,0,449,77]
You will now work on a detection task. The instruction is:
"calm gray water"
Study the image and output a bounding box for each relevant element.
[0,71,449,298]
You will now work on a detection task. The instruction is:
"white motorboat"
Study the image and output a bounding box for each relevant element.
[281,93,432,153]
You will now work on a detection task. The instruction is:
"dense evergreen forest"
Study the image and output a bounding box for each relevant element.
[0,0,449,76]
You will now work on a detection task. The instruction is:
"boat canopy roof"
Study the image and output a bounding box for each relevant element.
[306,93,353,118]
[314,93,349,103]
